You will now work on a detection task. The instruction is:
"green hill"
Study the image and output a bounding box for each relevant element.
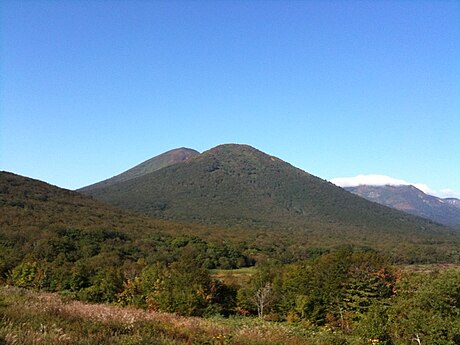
[0,170,200,237]
[81,144,457,241]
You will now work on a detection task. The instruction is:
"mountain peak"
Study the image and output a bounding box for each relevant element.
[78,147,200,192]
[202,144,283,164]
[158,147,200,160]
[204,143,264,155]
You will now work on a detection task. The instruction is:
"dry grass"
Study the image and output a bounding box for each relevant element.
[210,267,255,286]
[0,286,323,345]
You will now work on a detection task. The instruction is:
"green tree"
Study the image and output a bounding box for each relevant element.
[139,258,233,316]
[387,268,460,344]
[78,268,123,302]
[278,248,397,328]
[10,261,39,288]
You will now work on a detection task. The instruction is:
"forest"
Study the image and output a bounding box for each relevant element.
[1,228,459,344]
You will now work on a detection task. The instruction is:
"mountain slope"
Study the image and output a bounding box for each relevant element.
[79,147,199,193]
[81,144,456,240]
[0,170,260,274]
[0,170,205,237]
[345,185,460,228]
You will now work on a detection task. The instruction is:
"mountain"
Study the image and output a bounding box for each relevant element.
[345,185,460,228]
[79,147,199,193]
[80,144,457,242]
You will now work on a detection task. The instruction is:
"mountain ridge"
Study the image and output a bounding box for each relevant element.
[345,184,460,227]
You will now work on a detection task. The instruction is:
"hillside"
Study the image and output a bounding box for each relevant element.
[0,170,267,277]
[79,147,199,193]
[0,170,200,238]
[81,144,458,242]
[345,185,460,228]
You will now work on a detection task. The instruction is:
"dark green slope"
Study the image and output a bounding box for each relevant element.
[82,144,456,239]
[0,170,262,272]
[0,170,236,246]
[0,170,189,235]
[79,147,199,193]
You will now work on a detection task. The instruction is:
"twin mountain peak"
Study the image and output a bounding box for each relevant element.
[79,144,287,193]
[78,144,459,230]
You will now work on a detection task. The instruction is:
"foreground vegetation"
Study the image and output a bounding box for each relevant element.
[1,263,459,344]
[0,286,314,345]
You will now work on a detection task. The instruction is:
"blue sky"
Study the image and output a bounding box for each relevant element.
[1,0,459,197]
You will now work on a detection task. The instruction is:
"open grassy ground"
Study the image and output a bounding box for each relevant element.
[210,267,256,286]
[0,286,346,345]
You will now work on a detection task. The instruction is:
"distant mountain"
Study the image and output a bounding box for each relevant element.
[345,185,460,228]
[79,147,199,193]
[80,144,456,242]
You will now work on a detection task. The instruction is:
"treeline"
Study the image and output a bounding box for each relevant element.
[3,228,459,344]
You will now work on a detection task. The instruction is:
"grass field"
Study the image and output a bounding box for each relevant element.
[0,286,346,345]
[210,267,256,286]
